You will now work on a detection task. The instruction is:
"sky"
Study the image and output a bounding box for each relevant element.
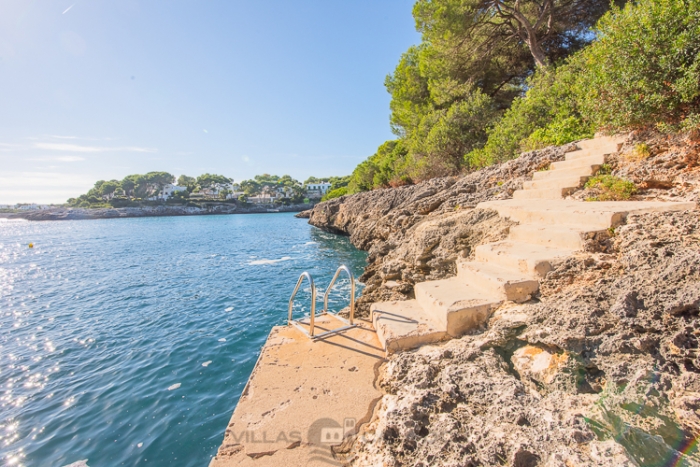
[0,1,420,204]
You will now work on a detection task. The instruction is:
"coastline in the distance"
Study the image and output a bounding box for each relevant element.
[4,203,313,221]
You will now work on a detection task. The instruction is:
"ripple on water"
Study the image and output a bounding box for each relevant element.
[0,213,366,466]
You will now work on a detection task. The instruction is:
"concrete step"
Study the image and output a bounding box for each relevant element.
[371,300,447,354]
[578,136,623,152]
[533,166,596,181]
[477,199,694,229]
[456,261,539,302]
[509,224,591,250]
[513,187,575,200]
[565,148,598,161]
[474,241,573,278]
[414,278,502,337]
[551,154,606,171]
[523,175,588,191]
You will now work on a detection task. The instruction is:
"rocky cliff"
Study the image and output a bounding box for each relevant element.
[308,144,575,316]
[305,131,700,466]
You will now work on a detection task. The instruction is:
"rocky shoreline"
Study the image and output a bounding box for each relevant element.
[301,131,700,465]
[8,203,314,221]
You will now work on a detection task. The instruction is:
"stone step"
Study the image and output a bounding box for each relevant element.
[551,154,606,171]
[564,148,598,161]
[414,278,502,338]
[509,224,591,250]
[533,166,596,181]
[456,261,539,303]
[478,199,691,229]
[371,300,447,354]
[578,136,623,152]
[513,187,577,200]
[523,175,589,191]
[474,241,573,278]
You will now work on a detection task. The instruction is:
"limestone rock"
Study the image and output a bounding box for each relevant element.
[511,345,570,386]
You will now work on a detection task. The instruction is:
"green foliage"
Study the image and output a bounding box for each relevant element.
[385,45,431,137]
[597,163,612,175]
[196,173,230,187]
[238,174,302,197]
[321,187,348,201]
[522,116,593,150]
[624,143,652,162]
[409,88,499,176]
[177,175,196,187]
[347,140,410,193]
[99,180,120,196]
[469,65,593,167]
[585,175,637,201]
[347,0,614,191]
[304,176,326,184]
[574,0,700,131]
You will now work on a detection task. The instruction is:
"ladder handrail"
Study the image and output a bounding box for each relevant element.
[288,271,317,336]
[322,265,355,325]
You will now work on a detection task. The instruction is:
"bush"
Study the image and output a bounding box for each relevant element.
[468,65,593,168]
[347,140,409,193]
[321,187,348,201]
[575,0,700,130]
[585,175,637,201]
[408,88,498,177]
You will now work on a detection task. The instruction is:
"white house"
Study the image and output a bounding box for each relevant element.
[306,182,332,198]
[276,186,295,198]
[160,184,187,200]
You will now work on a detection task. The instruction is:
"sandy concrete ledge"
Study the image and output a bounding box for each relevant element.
[211,315,385,467]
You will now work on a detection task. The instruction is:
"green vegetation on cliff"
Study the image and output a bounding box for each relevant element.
[347,0,700,192]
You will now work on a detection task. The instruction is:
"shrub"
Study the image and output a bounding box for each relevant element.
[585,175,637,201]
[321,187,348,201]
[624,143,652,162]
[575,0,700,130]
[468,65,593,168]
[408,88,499,177]
[347,140,409,193]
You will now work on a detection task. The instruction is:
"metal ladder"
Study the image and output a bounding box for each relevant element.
[287,265,356,340]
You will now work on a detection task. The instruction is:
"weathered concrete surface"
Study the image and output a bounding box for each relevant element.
[210,315,384,467]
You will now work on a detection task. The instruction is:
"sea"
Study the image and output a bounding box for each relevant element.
[0,213,367,467]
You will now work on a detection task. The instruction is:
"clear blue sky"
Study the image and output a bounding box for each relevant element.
[0,1,420,204]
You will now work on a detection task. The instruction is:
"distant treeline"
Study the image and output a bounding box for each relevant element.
[68,172,352,208]
[343,0,700,194]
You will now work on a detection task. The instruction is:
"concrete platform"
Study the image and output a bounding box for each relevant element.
[210,315,384,467]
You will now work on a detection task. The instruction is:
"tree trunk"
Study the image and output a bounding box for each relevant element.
[527,36,548,67]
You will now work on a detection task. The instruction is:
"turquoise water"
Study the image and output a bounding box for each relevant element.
[0,213,366,467]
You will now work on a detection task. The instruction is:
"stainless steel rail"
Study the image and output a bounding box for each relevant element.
[287,266,357,340]
[322,265,355,325]
[287,271,317,337]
